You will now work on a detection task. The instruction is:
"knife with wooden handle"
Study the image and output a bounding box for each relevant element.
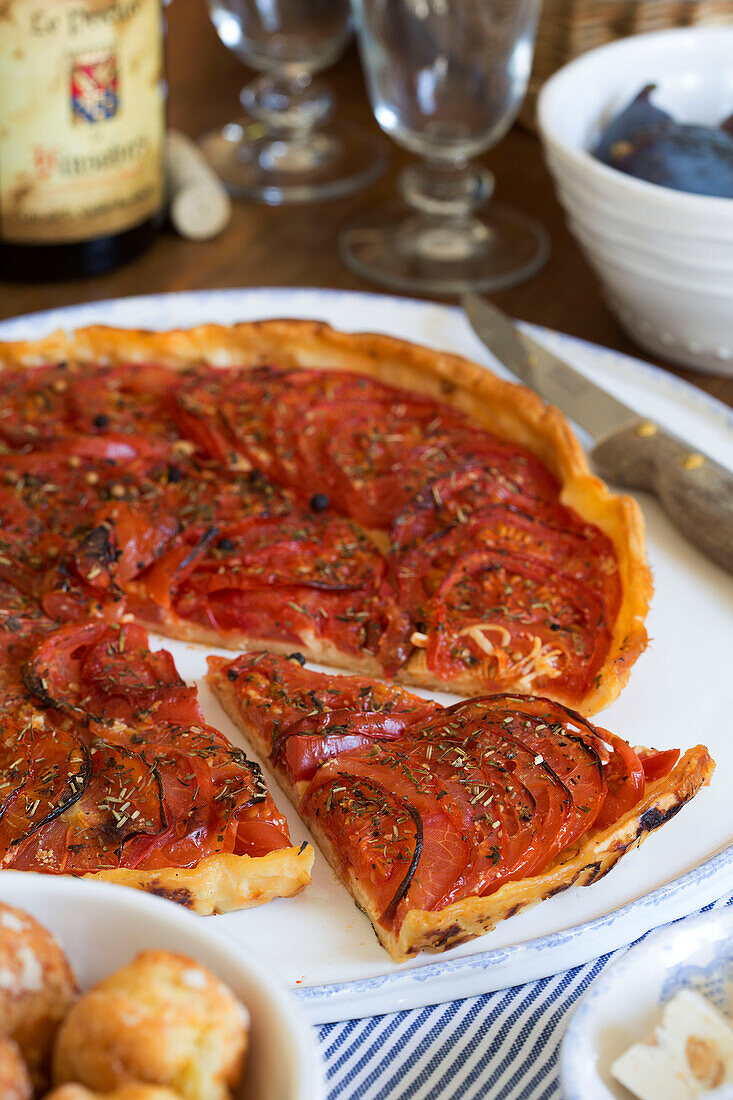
[463,293,733,575]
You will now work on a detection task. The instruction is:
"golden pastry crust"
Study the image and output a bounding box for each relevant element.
[0,1035,32,1100]
[0,319,651,715]
[0,902,77,1090]
[53,950,248,1100]
[211,670,714,962]
[84,845,314,915]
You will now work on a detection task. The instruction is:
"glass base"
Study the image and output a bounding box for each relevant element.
[338,198,550,296]
[199,119,389,205]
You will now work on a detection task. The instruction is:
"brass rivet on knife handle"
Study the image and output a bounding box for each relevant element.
[682,453,705,471]
[591,420,733,575]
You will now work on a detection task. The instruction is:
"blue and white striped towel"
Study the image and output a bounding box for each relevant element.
[317,892,733,1099]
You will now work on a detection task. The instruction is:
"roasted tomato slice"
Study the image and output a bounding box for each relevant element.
[444,695,608,857]
[638,747,680,784]
[186,513,386,592]
[65,363,182,443]
[295,683,627,931]
[5,738,168,874]
[25,619,200,727]
[143,512,381,604]
[170,365,275,466]
[287,395,465,526]
[143,513,412,673]
[77,623,200,726]
[210,651,438,783]
[303,758,468,924]
[76,501,180,589]
[397,504,620,629]
[593,731,646,829]
[0,719,91,863]
[423,548,611,700]
[0,364,77,449]
[0,358,177,451]
[107,720,292,864]
[2,449,163,550]
[391,460,564,554]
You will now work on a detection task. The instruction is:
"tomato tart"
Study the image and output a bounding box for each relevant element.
[0,612,312,912]
[208,651,713,960]
[0,319,652,714]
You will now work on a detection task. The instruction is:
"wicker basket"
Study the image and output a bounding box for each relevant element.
[521,0,733,128]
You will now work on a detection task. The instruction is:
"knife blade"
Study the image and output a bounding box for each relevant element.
[463,293,638,442]
[462,293,733,575]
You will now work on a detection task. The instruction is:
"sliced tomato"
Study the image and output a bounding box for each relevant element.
[303,758,468,923]
[213,649,436,732]
[77,623,200,726]
[0,364,76,449]
[102,718,292,865]
[278,710,419,784]
[145,512,411,672]
[593,730,646,829]
[391,460,564,555]
[424,548,611,701]
[25,618,200,727]
[25,618,109,712]
[443,695,608,857]
[6,738,168,874]
[299,704,597,927]
[397,503,620,628]
[94,501,180,586]
[252,369,403,489]
[0,723,91,863]
[234,816,292,857]
[65,363,182,445]
[638,747,680,784]
[171,365,272,466]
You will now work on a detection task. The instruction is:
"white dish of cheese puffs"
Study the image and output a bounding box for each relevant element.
[0,872,323,1100]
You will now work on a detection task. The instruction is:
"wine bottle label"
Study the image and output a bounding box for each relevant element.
[0,0,165,245]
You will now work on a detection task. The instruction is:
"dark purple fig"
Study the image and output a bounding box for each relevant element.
[593,85,672,163]
[607,123,733,198]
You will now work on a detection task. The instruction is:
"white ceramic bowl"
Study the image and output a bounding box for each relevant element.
[560,905,733,1099]
[0,872,324,1100]
[537,26,733,375]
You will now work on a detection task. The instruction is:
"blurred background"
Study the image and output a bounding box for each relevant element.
[1,0,732,404]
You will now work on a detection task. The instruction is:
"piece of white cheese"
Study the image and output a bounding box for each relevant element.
[611,989,733,1100]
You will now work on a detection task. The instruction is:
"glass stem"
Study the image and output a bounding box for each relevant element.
[395,159,495,264]
[240,73,334,139]
[398,159,494,220]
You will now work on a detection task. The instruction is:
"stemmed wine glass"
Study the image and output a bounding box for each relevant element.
[201,0,388,203]
[340,0,549,294]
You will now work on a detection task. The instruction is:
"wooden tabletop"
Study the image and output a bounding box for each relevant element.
[2,0,731,411]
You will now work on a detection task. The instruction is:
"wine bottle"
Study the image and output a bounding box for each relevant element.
[0,0,167,281]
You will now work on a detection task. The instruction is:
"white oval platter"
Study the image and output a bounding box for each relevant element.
[1,287,731,1023]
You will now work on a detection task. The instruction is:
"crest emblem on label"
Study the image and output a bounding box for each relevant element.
[71,52,120,123]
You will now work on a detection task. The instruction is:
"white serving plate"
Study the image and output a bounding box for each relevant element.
[1,287,731,1023]
[0,871,324,1100]
[560,904,733,1100]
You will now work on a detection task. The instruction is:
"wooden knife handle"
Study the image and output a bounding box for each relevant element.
[591,419,733,575]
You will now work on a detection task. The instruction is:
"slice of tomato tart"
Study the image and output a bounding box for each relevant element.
[0,618,312,913]
[208,651,713,960]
